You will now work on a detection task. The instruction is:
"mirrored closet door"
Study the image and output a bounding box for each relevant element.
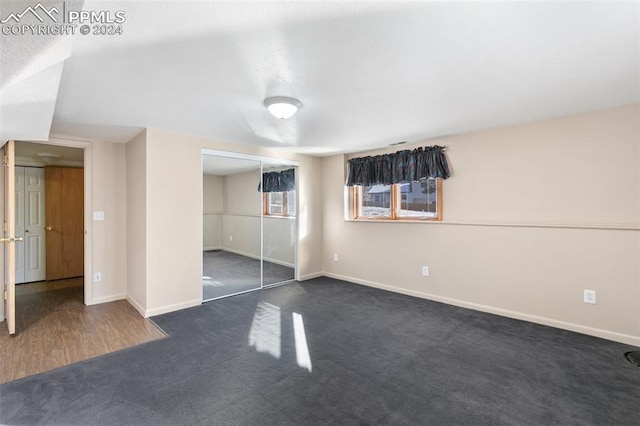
[261,161,296,286]
[202,151,297,302]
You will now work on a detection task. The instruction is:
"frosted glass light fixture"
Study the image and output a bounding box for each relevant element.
[264,96,301,119]
[36,153,62,163]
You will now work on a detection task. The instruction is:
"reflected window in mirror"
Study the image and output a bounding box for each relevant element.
[264,190,295,217]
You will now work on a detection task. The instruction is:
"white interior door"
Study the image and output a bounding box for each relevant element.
[24,167,46,282]
[3,140,17,335]
[15,166,47,284]
[15,167,25,284]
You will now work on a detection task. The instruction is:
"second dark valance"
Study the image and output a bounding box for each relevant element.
[346,145,450,186]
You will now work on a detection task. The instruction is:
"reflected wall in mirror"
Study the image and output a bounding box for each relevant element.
[261,164,296,286]
[202,152,298,302]
[202,155,262,301]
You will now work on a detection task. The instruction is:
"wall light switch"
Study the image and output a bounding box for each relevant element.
[584,289,596,304]
[93,211,105,221]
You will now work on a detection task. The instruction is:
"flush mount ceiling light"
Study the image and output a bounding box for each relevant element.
[264,96,301,120]
[36,153,62,163]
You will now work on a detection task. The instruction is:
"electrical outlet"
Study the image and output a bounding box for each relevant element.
[422,266,429,276]
[333,253,339,262]
[93,211,105,221]
[229,235,233,241]
[94,272,102,283]
[584,289,596,304]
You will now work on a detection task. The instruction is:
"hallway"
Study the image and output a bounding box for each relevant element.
[0,278,165,384]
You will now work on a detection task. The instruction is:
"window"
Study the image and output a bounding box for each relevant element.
[352,178,442,221]
[355,184,392,219]
[268,192,283,215]
[264,190,296,217]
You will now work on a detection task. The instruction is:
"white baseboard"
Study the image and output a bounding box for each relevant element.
[88,293,126,305]
[126,295,146,317]
[203,246,222,251]
[221,247,260,261]
[220,248,294,268]
[323,272,640,347]
[299,272,324,281]
[145,298,202,318]
[263,256,294,268]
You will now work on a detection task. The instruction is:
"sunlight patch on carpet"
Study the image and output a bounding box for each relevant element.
[248,302,281,359]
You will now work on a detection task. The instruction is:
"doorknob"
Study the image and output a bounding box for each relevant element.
[46,226,53,231]
[0,237,23,243]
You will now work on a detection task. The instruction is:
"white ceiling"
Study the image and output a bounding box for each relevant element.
[2,1,639,155]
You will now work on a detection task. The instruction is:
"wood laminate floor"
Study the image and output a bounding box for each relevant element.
[0,278,166,384]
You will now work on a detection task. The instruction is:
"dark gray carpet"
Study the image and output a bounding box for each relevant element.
[1,277,639,425]
[202,250,294,300]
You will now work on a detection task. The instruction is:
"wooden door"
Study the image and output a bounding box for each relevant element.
[45,167,84,281]
[2,141,17,335]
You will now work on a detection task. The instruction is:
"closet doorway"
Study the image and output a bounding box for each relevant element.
[14,142,85,285]
[202,150,298,302]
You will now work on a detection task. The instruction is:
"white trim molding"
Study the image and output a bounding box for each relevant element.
[145,298,202,318]
[299,272,324,281]
[203,246,222,251]
[126,296,146,317]
[323,272,640,347]
[89,293,126,305]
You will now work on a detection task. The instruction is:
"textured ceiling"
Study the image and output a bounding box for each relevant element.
[0,0,83,142]
[2,1,639,154]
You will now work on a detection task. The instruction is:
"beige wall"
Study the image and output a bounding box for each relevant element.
[221,169,262,258]
[145,130,203,316]
[203,174,223,250]
[322,105,640,345]
[219,215,296,266]
[221,215,261,258]
[203,174,223,214]
[223,170,261,216]
[125,130,147,314]
[90,140,128,303]
[263,217,296,266]
[140,128,322,316]
[297,155,323,278]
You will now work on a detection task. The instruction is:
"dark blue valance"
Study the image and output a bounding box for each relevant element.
[259,168,295,193]
[346,145,450,186]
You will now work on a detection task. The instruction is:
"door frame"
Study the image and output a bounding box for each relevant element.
[10,138,93,306]
[3,140,16,333]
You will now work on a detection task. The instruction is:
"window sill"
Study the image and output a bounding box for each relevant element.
[350,217,440,222]
[344,218,640,230]
[264,215,296,220]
